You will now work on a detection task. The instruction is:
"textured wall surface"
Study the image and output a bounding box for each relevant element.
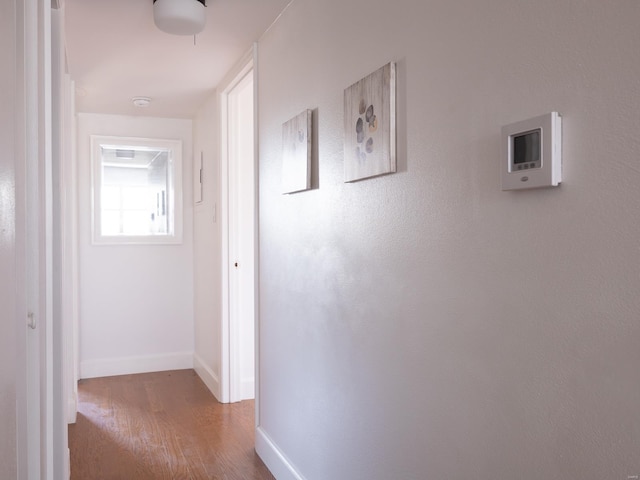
[77,113,195,375]
[257,1,640,478]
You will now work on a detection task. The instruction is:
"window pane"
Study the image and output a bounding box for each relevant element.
[122,186,155,211]
[93,136,182,244]
[100,149,167,237]
[101,210,121,236]
[122,211,153,235]
[102,186,121,210]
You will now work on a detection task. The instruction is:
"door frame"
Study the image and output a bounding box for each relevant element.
[218,46,258,404]
[15,0,58,477]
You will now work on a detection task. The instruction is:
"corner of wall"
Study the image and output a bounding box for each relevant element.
[193,352,221,401]
[255,427,305,480]
[80,352,193,379]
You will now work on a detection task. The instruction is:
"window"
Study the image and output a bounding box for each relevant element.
[91,136,183,245]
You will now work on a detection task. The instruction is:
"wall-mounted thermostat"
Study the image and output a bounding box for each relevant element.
[501,112,562,191]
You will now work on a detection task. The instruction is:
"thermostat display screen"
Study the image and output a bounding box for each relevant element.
[513,130,541,165]
[502,112,561,190]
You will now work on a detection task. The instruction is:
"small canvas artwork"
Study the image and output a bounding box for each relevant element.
[344,62,396,182]
[282,110,312,194]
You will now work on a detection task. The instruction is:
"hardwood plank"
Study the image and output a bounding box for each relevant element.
[69,370,275,480]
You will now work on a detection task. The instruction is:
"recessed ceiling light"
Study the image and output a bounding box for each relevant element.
[132,96,152,107]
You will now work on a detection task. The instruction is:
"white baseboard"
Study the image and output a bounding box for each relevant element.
[80,352,193,379]
[66,393,77,424]
[193,352,221,401]
[65,447,70,480]
[255,426,305,480]
[241,377,255,400]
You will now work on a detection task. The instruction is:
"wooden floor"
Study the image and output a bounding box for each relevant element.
[68,370,275,480]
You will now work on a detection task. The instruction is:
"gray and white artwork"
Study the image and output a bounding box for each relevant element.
[282,109,312,194]
[344,62,396,182]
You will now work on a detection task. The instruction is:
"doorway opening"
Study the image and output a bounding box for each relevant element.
[220,53,257,404]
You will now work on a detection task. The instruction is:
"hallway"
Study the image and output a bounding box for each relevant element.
[68,370,274,479]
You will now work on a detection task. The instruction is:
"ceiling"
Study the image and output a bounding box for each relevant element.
[64,0,291,119]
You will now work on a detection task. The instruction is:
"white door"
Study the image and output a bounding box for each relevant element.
[224,64,256,403]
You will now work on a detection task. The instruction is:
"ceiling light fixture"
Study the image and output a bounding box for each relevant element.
[153,0,207,36]
[132,96,152,107]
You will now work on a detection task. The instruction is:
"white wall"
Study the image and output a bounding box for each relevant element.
[77,113,195,378]
[0,0,18,476]
[256,1,640,479]
[192,94,224,398]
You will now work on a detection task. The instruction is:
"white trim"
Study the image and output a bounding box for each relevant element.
[65,449,70,480]
[219,77,230,404]
[193,353,221,401]
[251,43,261,428]
[89,135,184,246]
[66,395,76,425]
[62,73,78,426]
[43,0,55,475]
[58,4,78,427]
[255,427,305,480]
[79,352,193,379]
[241,377,255,401]
[217,48,255,97]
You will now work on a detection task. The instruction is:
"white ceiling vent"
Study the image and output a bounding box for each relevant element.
[132,96,152,108]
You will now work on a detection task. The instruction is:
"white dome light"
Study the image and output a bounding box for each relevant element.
[153,0,206,36]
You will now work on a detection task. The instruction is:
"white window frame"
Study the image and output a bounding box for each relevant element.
[91,135,183,245]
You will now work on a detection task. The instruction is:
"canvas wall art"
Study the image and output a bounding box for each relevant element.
[282,109,312,194]
[344,62,396,182]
